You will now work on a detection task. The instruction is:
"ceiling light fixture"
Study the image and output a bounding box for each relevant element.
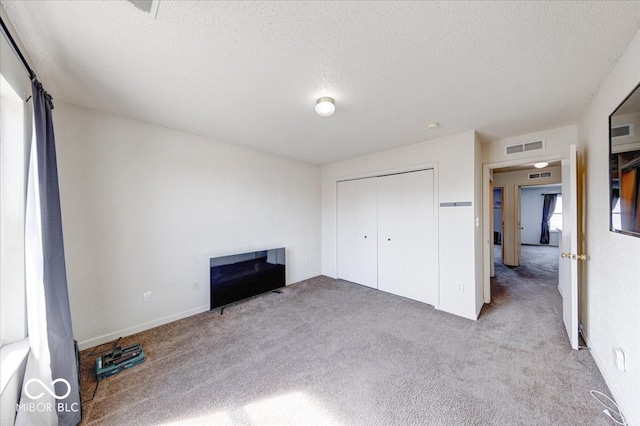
[427,122,440,130]
[534,162,549,169]
[315,97,335,117]
[127,0,160,18]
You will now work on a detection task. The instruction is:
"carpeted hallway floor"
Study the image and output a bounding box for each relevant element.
[79,245,613,425]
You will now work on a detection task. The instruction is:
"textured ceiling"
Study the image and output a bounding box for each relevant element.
[3,1,640,164]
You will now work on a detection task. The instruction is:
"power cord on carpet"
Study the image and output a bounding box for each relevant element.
[81,337,122,405]
[87,336,121,356]
[590,390,626,425]
[81,380,100,405]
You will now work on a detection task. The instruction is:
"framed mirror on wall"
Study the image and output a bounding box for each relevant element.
[610,82,640,237]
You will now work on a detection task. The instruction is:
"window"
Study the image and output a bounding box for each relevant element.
[611,196,622,230]
[0,73,27,347]
[549,194,563,231]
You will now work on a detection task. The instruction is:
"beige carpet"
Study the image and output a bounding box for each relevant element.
[79,251,613,425]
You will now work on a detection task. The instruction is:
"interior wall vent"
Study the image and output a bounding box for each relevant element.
[127,0,160,17]
[524,140,544,151]
[611,124,634,138]
[505,139,545,155]
[505,144,524,154]
[528,171,552,180]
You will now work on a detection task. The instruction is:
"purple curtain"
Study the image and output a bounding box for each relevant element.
[539,194,557,244]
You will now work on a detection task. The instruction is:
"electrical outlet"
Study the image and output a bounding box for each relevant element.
[457,282,464,293]
[192,281,200,291]
[143,291,152,303]
[613,347,626,372]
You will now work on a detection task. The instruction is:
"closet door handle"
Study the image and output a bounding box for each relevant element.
[387,238,391,241]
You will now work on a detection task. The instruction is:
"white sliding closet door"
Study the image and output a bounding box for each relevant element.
[337,170,436,302]
[337,178,378,288]
[354,178,378,288]
[403,169,436,305]
[337,180,357,283]
[378,169,436,305]
[377,173,405,292]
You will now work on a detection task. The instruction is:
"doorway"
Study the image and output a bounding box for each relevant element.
[490,165,562,266]
[483,159,563,301]
[517,184,562,273]
[490,176,562,295]
[491,186,504,274]
[483,148,580,349]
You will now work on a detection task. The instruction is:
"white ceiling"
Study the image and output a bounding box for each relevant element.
[3,1,640,165]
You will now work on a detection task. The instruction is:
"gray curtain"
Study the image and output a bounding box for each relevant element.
[16,79,81,426]
[539,194,557,244]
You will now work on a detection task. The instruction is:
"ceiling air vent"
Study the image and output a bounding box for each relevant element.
[505,139,545,155]
[528,171,552,180]
[127,0,160,17]
[611,124,634,138]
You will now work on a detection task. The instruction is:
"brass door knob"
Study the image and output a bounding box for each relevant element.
[561,252,587,260]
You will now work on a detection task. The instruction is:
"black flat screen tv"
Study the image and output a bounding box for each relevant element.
[609,81,640,238]
[210,247,285,310]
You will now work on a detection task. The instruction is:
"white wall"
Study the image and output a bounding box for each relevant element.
[321,131,482,320]
[577,29,640,426]
[54,102,321,348]
[482,125,576,165]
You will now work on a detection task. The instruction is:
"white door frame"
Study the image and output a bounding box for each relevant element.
[516,185,522,266]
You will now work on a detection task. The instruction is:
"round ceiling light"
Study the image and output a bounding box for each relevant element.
[534,162,549,169]
[315,97,335,117]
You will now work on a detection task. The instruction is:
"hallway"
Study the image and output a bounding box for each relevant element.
[493,244,559,285]
[490,244,561,314]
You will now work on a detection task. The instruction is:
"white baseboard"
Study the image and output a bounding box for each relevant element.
[288,272,322,284]
[78,274,323,351]
[581,328,635,426]
[475,301,483,319]
[77,305,210,350]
